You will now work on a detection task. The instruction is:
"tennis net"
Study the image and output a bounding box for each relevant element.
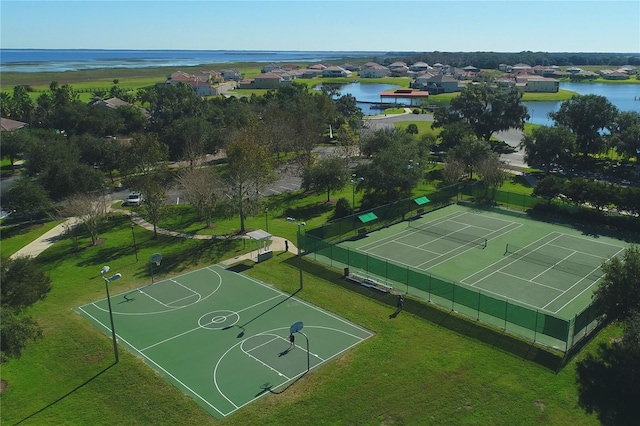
[504,244,605,279]
[407,222,487,248]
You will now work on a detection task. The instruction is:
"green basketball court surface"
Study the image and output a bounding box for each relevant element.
[77,264,373,418]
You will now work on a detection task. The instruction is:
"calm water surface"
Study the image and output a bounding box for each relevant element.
[337,82,640,122]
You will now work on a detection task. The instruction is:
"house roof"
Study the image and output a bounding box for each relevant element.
[255,72,282,79]
[380,89,430,98]
[423,74,458,83]
[0,117,28,132]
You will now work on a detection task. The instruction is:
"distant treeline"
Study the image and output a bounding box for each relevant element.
[371,52,640,68]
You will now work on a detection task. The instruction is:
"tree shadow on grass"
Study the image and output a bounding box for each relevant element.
[13,363,115,425]
[283,201,334,222]
[575,341,640,425]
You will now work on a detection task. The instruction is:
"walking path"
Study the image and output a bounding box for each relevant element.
[10,210,298,266]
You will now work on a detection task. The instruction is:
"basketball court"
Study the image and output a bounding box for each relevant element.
[77,264,373,418]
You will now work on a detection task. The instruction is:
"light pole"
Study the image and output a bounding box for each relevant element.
[265,207,269,232]
[350,174,364,210]
[100,266,122,364]
[297,222,306,290]
[130,222,138,262]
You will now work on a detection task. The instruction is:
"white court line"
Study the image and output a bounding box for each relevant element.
[546,243,614,261]
[358,211,468,252]
[547,246,627,313]
[77,306,226,417]
[557,232,626,249]
[448,219,498,232]
[222,326,366,417]
[462,232,563,286]
[496,271,564,292]
[530,251,578,282]
[241,337,291,381]
[215,264,374,338]
[140,294,284,351]
[416,221,522,271]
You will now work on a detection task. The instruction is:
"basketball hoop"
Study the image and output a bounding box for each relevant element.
[150,253,162,266]
[149,253,162,284]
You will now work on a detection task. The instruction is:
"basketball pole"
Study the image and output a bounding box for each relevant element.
[100,267,121,364]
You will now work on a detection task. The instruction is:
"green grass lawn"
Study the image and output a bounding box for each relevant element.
[0,210,606,424]
[0,220,64,258]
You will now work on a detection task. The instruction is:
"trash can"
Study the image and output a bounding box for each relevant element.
[344,267,349,277]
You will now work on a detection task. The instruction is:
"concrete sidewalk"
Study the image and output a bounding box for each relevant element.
[10,212,298,265]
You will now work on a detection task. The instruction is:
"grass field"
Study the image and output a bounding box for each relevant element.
[0,205,610,425]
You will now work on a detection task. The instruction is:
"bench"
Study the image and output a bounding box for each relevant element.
[346,274,393,293]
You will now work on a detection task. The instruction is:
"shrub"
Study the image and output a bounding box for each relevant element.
[333,197,353,219]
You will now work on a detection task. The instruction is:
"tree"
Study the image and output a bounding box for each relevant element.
[2,177,52,222]
[139,179,167,239]
[475,154,506,192]
[435,121,475,152]
[11,85,35,124]
[610,111,640,160]
[405,123,419,134]
[432,83,529,141]
[303,156,349,202]
[0,256,52,360]
[176,167,221,228]
[533,175,565,205]
[0,129,34,168]
[59,193,108,246]
[123,133,169,177]
[359,135,427,207]
[592,245,640,323]
[163,116,218,166]
[361,127,412,157]
[334,124,361,167]
[223,120,277,233]
[447,137,492,180]
[520,125,575,173]
[550,94,618,158]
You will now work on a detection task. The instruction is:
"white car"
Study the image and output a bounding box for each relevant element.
[124,192,143,206]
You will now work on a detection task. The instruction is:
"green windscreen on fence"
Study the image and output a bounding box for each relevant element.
[299,183,597,352]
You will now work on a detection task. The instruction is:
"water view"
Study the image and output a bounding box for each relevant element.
[335,81,640,123]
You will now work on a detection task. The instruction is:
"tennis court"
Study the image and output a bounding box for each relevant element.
[325,204,627,320]
[76,264,373,419]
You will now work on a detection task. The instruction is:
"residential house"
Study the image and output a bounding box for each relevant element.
[341,63,360,72]
[359,64,390,78]
[515,75,559,92]
[603,71,630,80]
[301,69,323,78]
[253,72,282,89]
[165,72,213,96]
[89,97,151,118]
[261,63,282,73]
[511,63,532,74]
[0,117,27,132]
[307,63,327,71]
[413,73,459,94]
[219,69,243,81]
[322,66,352,78]
[409,61,431,72]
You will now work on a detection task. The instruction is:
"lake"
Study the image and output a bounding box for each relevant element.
[334,81,640,122]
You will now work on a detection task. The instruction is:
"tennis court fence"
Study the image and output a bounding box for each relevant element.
[299,232,602,353]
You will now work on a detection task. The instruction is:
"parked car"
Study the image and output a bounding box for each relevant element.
[124,191,143,206]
